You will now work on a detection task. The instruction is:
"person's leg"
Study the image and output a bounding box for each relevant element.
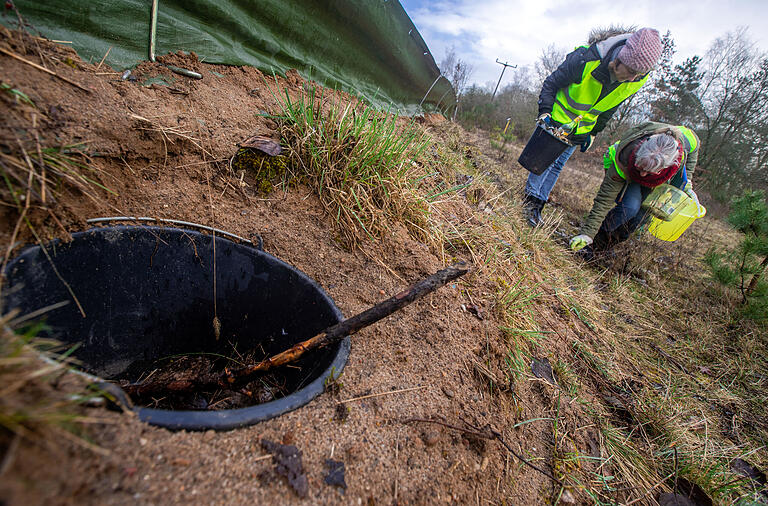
[593,184,649,249]
[524,144,578,201]
[522,194,546,227]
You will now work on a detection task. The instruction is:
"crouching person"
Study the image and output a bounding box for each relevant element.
[569,121,700,254]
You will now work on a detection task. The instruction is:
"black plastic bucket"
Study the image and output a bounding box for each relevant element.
[517,124,571,175]
[2,225,350,431]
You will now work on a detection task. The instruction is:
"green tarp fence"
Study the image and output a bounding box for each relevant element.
[2,0,456,115]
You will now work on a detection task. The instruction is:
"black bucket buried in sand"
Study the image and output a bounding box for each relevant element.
[2,224,350,431]
[517,124,570,175]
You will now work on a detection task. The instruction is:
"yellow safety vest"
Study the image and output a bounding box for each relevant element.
[678,126,698,152]
[552,60,648,135]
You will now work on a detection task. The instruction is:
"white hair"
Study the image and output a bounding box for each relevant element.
[635,134,679,173]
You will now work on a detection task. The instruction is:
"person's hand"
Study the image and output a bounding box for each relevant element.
[683,182,700,208]
[579,135,594,152]
[536,113,552,126]
[569,234,593,251]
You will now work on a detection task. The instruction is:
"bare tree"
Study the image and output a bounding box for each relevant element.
[534,44,567,85]
[440,46,475,120]
[693,28,768,197]
[439,46,475,97]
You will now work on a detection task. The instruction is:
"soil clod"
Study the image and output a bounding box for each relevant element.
[324,459,346,490]
[731,458,767,486]
[261,439,308,498]
[531,357,556,385]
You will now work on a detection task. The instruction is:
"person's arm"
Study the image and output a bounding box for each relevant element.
[590,104,619,136]
[685,131,700,177]
[579,171,626,239]
[538,48,589,116]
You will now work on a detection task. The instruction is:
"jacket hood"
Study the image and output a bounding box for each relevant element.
[595,33,632,59]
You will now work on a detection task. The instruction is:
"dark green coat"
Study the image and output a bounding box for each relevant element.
[579,122,700,238]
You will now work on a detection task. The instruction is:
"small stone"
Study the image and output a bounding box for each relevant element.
[203,429,215,441]
[441,386,454,399]
[423,431,439,447]
[139,438,147,446]
[560,489,576,503]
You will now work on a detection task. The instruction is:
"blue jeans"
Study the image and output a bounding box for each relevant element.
[600,182,652,235]
[525,144,577,201]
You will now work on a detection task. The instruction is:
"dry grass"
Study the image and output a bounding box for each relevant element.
[0,314,107,465]
[409,125,768,504]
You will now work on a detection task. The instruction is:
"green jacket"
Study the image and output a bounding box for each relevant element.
[579,122,700,238]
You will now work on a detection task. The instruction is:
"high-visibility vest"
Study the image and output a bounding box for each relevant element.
[604,142,624,178]
[604,125,696,181]
[552,59,648,135]
[678,126,698,152]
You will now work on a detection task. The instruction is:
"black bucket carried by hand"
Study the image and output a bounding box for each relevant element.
[518,124,571,175]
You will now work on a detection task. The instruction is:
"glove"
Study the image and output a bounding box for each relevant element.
[579,135,594,152]
[683,182,700,208]
[569,234,593,252]
[536,113,552,126]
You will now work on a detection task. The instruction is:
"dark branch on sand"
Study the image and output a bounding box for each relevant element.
[121,263,469,399]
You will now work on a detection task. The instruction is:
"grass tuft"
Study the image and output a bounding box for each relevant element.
[265,80,436,247]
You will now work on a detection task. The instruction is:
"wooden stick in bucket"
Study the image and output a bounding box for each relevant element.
[121,263,469,399]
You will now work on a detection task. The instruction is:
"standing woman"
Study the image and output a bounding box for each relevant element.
[523,27,664,226]
[569,121,701,254]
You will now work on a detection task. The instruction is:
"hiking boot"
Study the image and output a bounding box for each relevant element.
[522,194,546,227]
[576,245,595,262]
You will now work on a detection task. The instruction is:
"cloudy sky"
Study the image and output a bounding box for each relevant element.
[400,0,768,88]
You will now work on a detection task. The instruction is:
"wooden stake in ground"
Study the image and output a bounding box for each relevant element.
[122,262,469,398]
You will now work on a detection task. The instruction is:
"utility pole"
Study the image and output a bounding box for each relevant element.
[491,58,517,101]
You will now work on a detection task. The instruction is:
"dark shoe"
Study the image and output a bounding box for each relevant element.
[592,227,624,251]
[576,245,595,262]
[523,194,546,227]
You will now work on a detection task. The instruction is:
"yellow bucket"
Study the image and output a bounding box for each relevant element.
[648,195,706,241]
[641,184,688,221]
